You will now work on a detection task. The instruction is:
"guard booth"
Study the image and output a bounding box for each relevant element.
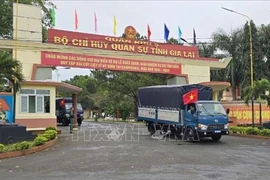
[15,80,82,130]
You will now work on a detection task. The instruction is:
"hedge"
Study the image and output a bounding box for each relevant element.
[0,128,58,153]
[230,126,270,136]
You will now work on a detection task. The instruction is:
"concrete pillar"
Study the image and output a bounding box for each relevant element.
[72,93,78,129]
[213,91,218,101]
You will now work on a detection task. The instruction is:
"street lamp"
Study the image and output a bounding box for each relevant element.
[54,67,71,82]
[221,7,255,127]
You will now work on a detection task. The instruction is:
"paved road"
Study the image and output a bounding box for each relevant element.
[1,121,270,180]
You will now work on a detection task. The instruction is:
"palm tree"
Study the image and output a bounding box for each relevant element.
[0,51,24,92]
[243,78,270,126]
[212,28,245,100]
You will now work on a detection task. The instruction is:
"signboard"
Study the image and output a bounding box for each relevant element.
[223,103,270,124]
[0,94,14,123]
[47,28,200,59]
[41,51,182,75]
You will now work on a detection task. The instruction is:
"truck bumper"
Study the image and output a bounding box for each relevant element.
[197,130,229,137]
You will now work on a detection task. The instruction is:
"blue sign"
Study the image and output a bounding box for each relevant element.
[0,94,14,123]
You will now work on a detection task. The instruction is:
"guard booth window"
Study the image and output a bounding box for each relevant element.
[20,89,50,113]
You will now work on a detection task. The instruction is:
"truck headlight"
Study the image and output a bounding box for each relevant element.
[224,123,229,129]
[198,124,208,130]
[65,114,70,118]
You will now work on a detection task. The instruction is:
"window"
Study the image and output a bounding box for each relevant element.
[20,89,50,113]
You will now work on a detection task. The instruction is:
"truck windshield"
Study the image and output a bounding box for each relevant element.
[197,103,226,116]
[65,103,83,110]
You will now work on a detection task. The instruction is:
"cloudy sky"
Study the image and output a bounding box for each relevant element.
[51,0,270,81]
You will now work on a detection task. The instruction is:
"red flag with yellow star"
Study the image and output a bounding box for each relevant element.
[183,89,198,105]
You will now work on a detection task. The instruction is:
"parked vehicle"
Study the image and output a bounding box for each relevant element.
[137,84,230,142]
[56,98,84,126]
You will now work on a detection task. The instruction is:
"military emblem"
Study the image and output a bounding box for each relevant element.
[124,26,136,39]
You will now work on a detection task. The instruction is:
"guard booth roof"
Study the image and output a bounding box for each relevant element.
[137,84,213,109]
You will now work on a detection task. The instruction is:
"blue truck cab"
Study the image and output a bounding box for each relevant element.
[137,84,230,142]
[56,98,84,126]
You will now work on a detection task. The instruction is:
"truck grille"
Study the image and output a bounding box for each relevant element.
[208,124,224,130]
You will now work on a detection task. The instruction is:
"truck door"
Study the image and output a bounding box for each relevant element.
[184,104,196,123]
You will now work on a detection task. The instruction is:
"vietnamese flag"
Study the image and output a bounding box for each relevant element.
[75,9,78,30]
[183,89,198,105]
[147,24,151,41]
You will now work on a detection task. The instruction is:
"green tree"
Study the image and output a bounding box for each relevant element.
[243,78,270,126]
[241,21,268,90]
[0,0,56,42]
[62,75,98,110]
[0,51,24,92]
[258,23,270,77]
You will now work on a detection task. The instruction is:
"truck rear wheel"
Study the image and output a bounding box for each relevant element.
[148,123,156,135]
[211,135,221,141]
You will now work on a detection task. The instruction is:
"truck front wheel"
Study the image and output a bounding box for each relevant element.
[185,127,195,142]
[211,135,222,141]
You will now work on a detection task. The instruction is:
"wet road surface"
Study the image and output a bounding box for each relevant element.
[0,121,270,180]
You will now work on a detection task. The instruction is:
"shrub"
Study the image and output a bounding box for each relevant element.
[0,144,4,152]
[18,141,32,150]
[33,136,48,146]
[230,126,238,134]
[245,127,260,135]
[43,130,57,140]
[45,127,57,131]
[260,129,270,136]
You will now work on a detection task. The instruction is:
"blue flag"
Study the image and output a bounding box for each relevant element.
[164,24,170,42]
[193,28,197,45]
[178,26,182,44]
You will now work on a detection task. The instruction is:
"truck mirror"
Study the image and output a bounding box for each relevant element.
[226,108,230,114]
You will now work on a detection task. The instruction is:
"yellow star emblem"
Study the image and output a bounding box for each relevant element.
[128,28,134,35]
[190,94,194,100]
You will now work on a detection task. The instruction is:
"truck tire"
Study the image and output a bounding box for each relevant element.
[185,127,195,142]
[77,119,82,126]
[62,118,69,126]
[148,123,156,135]
[211,135,221,141]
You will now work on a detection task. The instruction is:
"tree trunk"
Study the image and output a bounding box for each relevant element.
[259,102,262,126]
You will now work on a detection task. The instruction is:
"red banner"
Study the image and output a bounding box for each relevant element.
[48,29,200,59]
[223,103,270,124]
[41,51,182,75]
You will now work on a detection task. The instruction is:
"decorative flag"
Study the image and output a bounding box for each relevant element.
[193,28,197,45]
[113,16,117,35]
[183,89,199,105]
[178,26,182,44]
[75,9,78,30]
[94,12,97,33]
[147,24,151,41]
[50,8,56,27]
[164,24,170,42]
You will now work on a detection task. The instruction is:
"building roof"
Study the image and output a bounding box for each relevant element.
[21,80,82,93]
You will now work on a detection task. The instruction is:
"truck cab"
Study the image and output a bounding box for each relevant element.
[184,101,230,141]
[56,98,84,126]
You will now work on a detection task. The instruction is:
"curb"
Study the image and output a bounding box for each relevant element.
[230,134,270,140]
[0,138,58,159]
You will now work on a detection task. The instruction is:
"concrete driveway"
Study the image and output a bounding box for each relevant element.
[0,121,270,180]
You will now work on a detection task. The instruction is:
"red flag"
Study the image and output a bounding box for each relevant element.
[94,12,97,33]
[183,89,198,105]
[147,24,151,41]
[75,9,78,30]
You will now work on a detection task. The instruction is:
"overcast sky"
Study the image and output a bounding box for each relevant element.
[51,0,270,81]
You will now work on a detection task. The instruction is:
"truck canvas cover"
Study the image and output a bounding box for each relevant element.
[137,84,213,109]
